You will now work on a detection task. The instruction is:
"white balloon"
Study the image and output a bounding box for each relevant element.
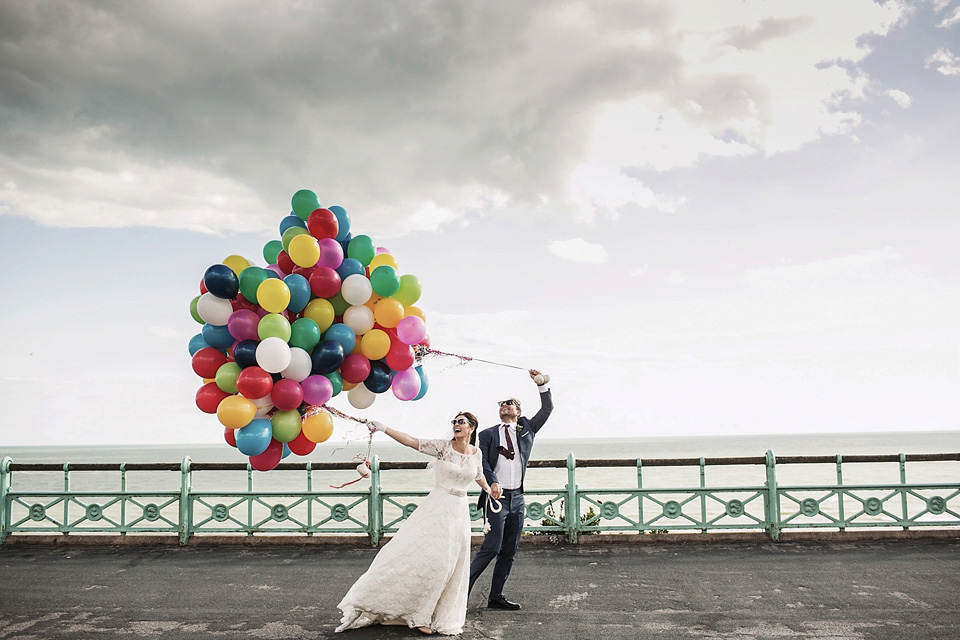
[343,304,375,334]
[281,347,312,382]
[256,336,292,373]
[197,292,234,326]
[341,274,373,306]
[252,393,275,418]
[348,382,376,409]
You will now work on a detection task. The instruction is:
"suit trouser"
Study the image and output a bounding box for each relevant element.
[468,489,524,599]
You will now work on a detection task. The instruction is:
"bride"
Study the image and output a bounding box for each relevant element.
[336,411,499,635]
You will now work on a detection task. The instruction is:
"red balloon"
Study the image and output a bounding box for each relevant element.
[277,250,296,275]
[291,265,316,278]
[287,430,317,456]
[307,208,339,240]
[385,342,415,371]
[271,379,304,411]
[192,347,227,378]
[236,366,274,399]
[419,333,430,348]
[341,353,372,384]
[309,267,342,298]
[250,438,283,471]
[224,427,237,448]
[197,381,230,413]
[200,277,208,295]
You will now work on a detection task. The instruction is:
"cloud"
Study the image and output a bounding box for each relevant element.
[936,6,960,29]
[743,248,902,289]
[0,0,909,233]
[886,89,912,108]
[547,238,609,264]
[925,48,960,75]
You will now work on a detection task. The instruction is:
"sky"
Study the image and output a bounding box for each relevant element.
[0,0,957,450]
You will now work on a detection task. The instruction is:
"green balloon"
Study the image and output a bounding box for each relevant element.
[258,313,292,342]
[190,295,204,324]
[239,266,269,303]
[325,371,343,397]
[393,274,422,306]
[271,410,301,442]
[263,239,283,264]
[327,291,350,316]
[291,189,320,221]
[370,265,401,297]
[347,235,375,266]
[215,362,241,394]
[290,318,321,352]
[281,226,309,252]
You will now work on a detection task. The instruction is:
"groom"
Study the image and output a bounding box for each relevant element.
[469,369,553,610]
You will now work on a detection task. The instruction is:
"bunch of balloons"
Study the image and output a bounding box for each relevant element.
[188,189,430,471]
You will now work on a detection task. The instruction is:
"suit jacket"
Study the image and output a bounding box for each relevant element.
[477,389,553,510]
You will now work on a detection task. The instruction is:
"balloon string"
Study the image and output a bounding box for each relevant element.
[322,404,375,489]
[415,346,527,371]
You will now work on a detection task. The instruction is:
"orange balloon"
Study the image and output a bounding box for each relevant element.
[373,298,405,328]
[360,329,391,360]
[342,380,358,391]
[404,305,425,321]
[363,293,382,311]
[217,394,257,429]
[302,410,334,443]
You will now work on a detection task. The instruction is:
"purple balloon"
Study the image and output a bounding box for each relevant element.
[316,237,345,269]
[396,315,427,346]
[391,368,422,401]
[301,375,334,405]
[227,309,261,342]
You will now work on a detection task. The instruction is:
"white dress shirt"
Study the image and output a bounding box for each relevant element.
[494,423,523,490]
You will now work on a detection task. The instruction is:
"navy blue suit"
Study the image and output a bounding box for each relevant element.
[469,389,553,599]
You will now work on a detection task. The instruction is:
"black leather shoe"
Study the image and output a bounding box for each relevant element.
[488,597,521,610]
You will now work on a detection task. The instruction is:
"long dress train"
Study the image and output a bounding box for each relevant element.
[336,438,483,635]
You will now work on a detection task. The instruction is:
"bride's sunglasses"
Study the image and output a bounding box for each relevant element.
[451,418,470,426]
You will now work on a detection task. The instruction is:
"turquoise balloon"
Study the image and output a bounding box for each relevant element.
[236,419,272,456]
[279,214,307,235]
[370,265,401,297]
[239,266,269,303]
[263,240,283,264]
[284,274,311,313]
[289,318,321,351]
[188,333,209,356]
[325,371,344,397]
[412,365,429,401]
[291,189,320,220]
[347,235,375,266]
[329,205,351,241]
[324,323,357,354]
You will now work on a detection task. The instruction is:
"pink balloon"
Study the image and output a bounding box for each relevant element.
[250,438,283,471]
[316,237,345,269]
[396,315,427,345]
[376,246,389,255]
[266,263,287,278]
[391,368,422,401]
[301,375,333,405]
[271,379,304,411]
[228,309,261,341]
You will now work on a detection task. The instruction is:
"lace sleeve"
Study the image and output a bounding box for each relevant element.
[475,451,483,482]
[418,438,448,459]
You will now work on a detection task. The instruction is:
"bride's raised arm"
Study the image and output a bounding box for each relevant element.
[368,420,419,450]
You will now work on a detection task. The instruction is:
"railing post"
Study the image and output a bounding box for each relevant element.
[0,457,11,544]
[566,453,578,543]
[369,455,381,547]
[179,456,193,545]
[899,453,909,531]
[764,450,780,541]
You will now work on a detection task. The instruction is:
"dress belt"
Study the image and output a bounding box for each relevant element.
[439,486,466,497]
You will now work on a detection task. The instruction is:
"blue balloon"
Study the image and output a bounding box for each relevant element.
[265,269,281,279]
[203,264,240,299]
[281,443,292,459]
[365,360,393,394]
[284,274,311,313]
[412,365,429,401]
[335,257,365,281]
[279,214,307,235]
[233,339,260,368]
[311,340,345,375]
[188,333,209,356]
[338,234,353,256]
[328,205,351,241]
[324,323,356,354]
[236,419,272,456]
[201,323,234,349]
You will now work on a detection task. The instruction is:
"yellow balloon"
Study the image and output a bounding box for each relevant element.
[257,279,291,313]
[360,329,391,360]
[217,394,257,429]
[404,305,425,321]
[301,410,334,443]
[288,234,320,268]
[350,338,363,355]
[374,298,405,328]
[223,255,251,277]
[369,253,398,271]
[303,298,336,332]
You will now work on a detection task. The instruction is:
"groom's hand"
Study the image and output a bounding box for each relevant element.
[490,482,502,500]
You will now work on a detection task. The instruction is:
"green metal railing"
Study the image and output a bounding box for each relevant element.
[1,451,958,545]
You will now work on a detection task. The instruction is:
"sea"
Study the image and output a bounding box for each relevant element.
[3,431,959,495]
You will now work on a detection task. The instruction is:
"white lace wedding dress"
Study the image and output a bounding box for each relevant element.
[336,438,483,635]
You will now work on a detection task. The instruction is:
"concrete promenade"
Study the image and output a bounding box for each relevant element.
[1,534,958,639]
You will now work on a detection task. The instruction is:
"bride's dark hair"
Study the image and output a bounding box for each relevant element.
[453,411,479,446]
